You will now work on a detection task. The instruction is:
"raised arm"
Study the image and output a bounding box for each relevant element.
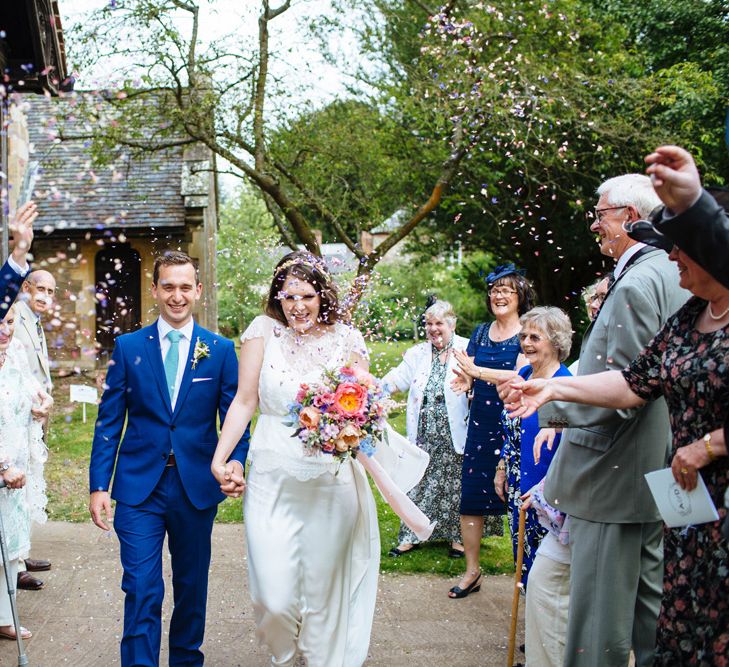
[501,369,645,420]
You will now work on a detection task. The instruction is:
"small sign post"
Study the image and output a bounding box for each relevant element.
[70,385,99,423]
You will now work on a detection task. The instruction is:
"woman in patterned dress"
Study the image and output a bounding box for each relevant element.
[498,307,572,588]
[503,247,728,664]
[0,304,51,640]
[447,264,535,598]
[382,300,469,558]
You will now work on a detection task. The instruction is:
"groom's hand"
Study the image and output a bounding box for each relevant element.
[89,491,113,531]
[219,460,245,498]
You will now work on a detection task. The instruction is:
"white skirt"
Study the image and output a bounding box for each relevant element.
[244,457,379,667]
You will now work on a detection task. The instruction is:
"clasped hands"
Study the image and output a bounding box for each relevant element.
[211,460,245,498]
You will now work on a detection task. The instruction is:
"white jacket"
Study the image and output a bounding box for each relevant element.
[382,335,469,454]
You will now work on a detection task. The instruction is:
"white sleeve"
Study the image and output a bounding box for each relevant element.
[6,255,29,277]
[240,315,275,344]
[382,346,418,393]
[345,326,370,362]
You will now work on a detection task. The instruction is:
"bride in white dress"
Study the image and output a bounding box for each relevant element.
[212,252,388,667]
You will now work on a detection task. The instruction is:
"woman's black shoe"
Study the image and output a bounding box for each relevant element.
[387,543,420,557]
[448,573,482,599]
[448,547,465,558]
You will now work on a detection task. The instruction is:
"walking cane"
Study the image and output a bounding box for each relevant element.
[506,505,527,667]
[0,478,29,666]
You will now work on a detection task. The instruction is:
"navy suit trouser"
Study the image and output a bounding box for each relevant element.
[115,465,217,667]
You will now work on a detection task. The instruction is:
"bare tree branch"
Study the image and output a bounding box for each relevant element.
[266,0,292,20]
[57,131,197,151]
[272,159,364,258]
[262,193,299,251]
[359,139,470,273]
[407,0,435,15]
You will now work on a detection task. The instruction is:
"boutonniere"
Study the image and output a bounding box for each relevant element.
[191,337,210,369]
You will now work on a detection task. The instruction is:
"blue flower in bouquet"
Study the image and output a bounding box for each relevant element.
[358,435,376,458]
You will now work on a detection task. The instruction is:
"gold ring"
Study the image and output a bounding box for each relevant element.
[680,467,688,475]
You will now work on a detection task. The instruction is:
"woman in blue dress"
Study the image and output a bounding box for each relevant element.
[498,307,573,588]
[448,264,535,598]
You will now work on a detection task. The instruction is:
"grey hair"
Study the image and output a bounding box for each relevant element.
[597,174,661,219]
[519,306,573,362]
[424,300,457,327]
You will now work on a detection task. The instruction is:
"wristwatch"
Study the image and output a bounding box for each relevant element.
[0,463,10,473]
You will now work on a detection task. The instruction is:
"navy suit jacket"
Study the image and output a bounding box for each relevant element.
[90,320,250,510]
[0,259,25,314]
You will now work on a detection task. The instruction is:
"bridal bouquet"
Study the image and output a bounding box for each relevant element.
[285,366,395,460]
[286,366,435,541]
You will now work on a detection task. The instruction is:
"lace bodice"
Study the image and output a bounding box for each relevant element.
[241,315,369,479]
[0,340,48,561]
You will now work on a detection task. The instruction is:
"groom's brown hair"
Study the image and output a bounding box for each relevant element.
[152,250,200,285]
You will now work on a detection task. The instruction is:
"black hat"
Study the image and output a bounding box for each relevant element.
[624,206,673,252]
[625,189,729,253]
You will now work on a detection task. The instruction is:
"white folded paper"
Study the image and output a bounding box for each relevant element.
[644,468,719,528]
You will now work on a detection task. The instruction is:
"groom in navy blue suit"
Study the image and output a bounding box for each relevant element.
[89,251,249,666]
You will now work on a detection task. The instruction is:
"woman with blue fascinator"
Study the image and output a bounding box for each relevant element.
[448,263,535,598]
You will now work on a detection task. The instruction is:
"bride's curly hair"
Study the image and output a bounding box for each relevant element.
[265,251,340,326]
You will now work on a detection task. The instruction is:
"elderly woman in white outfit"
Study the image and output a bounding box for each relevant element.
[383,300,469,558]
[0,304,51,641]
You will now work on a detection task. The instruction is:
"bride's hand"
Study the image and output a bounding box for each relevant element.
[212,460,246,498]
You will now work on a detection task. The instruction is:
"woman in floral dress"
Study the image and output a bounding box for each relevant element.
[382,301,469,558]
[503,245,728,664]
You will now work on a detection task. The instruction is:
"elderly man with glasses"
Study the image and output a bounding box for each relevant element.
[534,174,690,666]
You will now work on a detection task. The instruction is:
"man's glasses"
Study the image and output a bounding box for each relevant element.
[488,287,518,298]
[586,205,626,225]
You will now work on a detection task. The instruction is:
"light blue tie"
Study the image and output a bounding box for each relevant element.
[164,330,183,401]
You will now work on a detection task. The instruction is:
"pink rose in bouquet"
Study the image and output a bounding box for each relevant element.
[332,382,368,419]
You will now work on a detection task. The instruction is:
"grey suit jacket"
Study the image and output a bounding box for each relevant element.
[541,249,690,524]
[13,299,52,391]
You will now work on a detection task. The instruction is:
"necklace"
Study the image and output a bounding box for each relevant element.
[707,302,729,321]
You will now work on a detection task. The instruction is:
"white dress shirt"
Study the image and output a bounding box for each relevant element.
[157,317,194,410]
[7,255,30,276]
[613,242,647,280]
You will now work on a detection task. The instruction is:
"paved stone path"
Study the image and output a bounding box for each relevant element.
[0,523,524,667]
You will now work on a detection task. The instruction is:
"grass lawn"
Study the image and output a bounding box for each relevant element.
[46,339,513,577]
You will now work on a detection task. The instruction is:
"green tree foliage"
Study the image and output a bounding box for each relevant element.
[217,185,280,337]
[62,0,475,310]
[354,252,491,341]
[587,0,729,178]
[323,0,726,317]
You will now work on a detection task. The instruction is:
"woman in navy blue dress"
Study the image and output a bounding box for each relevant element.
[448,264,535,598]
